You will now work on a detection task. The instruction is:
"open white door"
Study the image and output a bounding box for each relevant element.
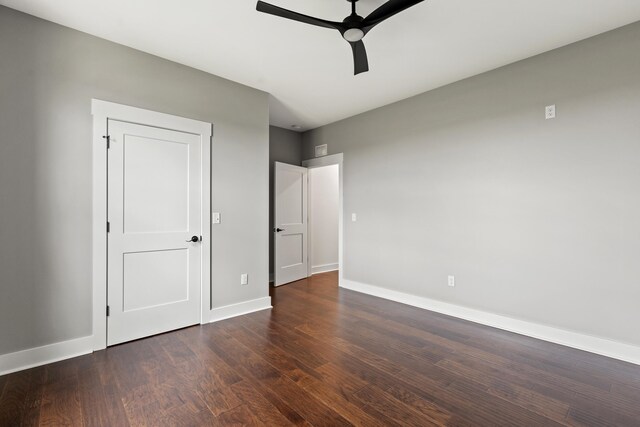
[274,162,308,286]
[107,119,202,345]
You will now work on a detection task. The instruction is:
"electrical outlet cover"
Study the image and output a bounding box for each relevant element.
[545,105,556,119]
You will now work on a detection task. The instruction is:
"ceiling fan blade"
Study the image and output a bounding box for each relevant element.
[256,1,343,31]
[350,40,369,75]
[363,0,424,29]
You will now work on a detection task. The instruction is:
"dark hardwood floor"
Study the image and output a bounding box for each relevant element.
[1,271,640,426]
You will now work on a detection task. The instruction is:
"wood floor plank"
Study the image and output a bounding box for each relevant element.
[216,404,261,426]
[565,406,632,427]
[611,382,640,403]
[123,398,166,427]
[0,373,7,396]
[78,365,113,427]
[176,328,244,387]
[213,332,353,427]
[18,367,47,427]
[39,373,83,426]
[288,367,396,427]
[314,362,370,396]
[196,369,243,417]
[436,357,570,422]
[230,380,298,426]
[258,375,353,427]
[226,322,323,384]
[0,369,44,426]
[2,271,640,426]
[354,384,441,427]
[440,348,640,419]
[92,353,131,427]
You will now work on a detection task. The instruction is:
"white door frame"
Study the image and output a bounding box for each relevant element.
[91,99,212,351]
[302,153,344,286]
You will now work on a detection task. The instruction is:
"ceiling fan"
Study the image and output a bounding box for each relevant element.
[256,0,425,75]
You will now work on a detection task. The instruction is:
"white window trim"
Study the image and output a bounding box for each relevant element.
[91,99,212,351]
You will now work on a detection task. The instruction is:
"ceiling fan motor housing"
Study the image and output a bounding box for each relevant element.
[342,8,365,42]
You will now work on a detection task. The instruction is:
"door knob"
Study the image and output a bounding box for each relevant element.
[274,228,285,232]
[186,236,200,243]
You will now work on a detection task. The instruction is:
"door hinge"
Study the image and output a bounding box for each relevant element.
[107,221,110,233]
[103,135,111,149]
[106,305,110,317]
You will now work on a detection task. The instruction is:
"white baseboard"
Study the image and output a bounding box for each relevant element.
[0,335,94,376]
[311,263,339,275]
[209,297,272,323]
[0,296,272,376]
[341,279,640,366]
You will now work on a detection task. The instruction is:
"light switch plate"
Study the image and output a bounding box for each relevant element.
[212,212,221,224]
[351,213,357,222]
[240,273,248,285]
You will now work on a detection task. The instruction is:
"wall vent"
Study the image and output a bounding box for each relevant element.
[315,144,328,158]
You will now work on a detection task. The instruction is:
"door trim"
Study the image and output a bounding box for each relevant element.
[91,99,212,351]
[302,153,344,287]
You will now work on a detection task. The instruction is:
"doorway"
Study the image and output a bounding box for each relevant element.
[91,100,212,350]
[308,164,340,276]
[273,154,343,287]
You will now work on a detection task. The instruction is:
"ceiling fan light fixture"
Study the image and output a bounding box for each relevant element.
[343,28,365,42]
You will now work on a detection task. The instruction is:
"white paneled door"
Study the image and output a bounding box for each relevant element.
[107,120,202,345]
[274,162,308,286]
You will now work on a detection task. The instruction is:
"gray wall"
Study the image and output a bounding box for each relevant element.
[0,6,269,355]
[269,126,302,276]
[303,22,640,347]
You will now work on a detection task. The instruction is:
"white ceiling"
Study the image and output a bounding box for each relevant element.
[3,0,640,131]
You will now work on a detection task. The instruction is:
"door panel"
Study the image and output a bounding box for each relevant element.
[107,120,201,346]
[278,169,304,224]
[123,135,190,233]
[122,249,189,312]
[279,234,303,267]
[275,162,308,286]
